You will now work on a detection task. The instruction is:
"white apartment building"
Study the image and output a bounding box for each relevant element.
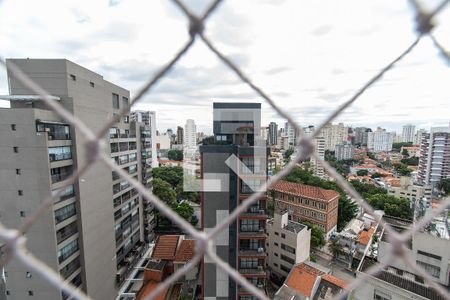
[402,124,416,143]
[130,110,158,168]
[417,127,450,188]
[367,127,394,152]
[284,122,297,148]
[388,177,431,203]
[266,212,311,278]
[183,119,196,149]
[320,123,348,151]
[415,128,427,145]
[335,142,355,161]
[355,215,450,300]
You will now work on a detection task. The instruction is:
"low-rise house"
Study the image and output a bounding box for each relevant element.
[266,212,311,281]
[274,262,348,300]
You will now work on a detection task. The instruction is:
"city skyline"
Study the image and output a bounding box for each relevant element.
[0,0,449,134]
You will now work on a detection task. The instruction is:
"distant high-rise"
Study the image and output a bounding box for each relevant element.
[367,127,394,152]
[417,127,450,187]
[176,126,184,145]
[415,128,427,145]
[320,123,348,151]
[268,122,278,146]
[183,119,196,149]
[0,59,153,300]
[353,127,370,146]
[131,110,158,168]
[335,142,355,161]
[303,126,325,178]
[402,124,416,143]
[285,122,298,148]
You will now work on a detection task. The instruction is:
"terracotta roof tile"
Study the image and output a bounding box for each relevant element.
[175,240,195,262]
[357,226,375,246]
[286,263,325,297]
[136,282,168,300]
[322,274,347,289]
[271,180,339,203]
[152,235,180,260]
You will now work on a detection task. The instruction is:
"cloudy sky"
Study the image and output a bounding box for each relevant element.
[0,0,449,134]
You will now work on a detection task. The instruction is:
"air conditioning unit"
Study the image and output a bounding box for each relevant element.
[257,265,263,271]
[257,247,264,253]
[259,228,264,233]
[257,284,264,289]
[259,209,265,214]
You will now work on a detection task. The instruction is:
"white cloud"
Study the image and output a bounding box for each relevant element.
[0,0,449,133]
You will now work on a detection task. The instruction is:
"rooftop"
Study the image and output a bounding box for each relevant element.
[151,235,180,260]
[145,260,166,271]
[284,221,306,233]
[357,226,376,246]
[286,263,326,297]
[271,180,340,203]
[359,257,446,300]
[312,275,347,300]
[174,239,195,262]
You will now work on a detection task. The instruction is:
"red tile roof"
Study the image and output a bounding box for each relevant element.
[152,235,180,260]
[271,180,339,202]
[322,274,347,289]
[286,263,325,297]
[136,282,168,300]
[357,226,375,246]
[175,239,195,262]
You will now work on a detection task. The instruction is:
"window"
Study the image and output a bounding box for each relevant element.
[240,258,258,269]
[13,146,18,153]
[89,81,94,87]
[112,93,120,109]
[417,250,442,261]
[280,264,291,273]
[18,190,23,196]
[281,243,296,254]
[416,260,440,278]
[274,232,279,236]
[122,96,129,107]
[240,219,260,232]
[28,291,34,296]
[11,124,16,131]
[26,272,32,278]
[274,242,279,247]
[281,233,286,239]
[70,74,76,81]
[53,185,75,202]
[58,239,79,263]
[48,146,72,162]
[123,115,129,123]
[54,203,76,224]
[20,211,25,217]
[274,253,278,257]
[374,289,391,300]
[16,169,21,175]
[36,122,70,140]
[281,254,295,265]
[6,291,9,296]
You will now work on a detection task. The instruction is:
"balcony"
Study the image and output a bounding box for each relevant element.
[239,229,267,239]
[239,266,266,276]
[56,222,78,244]
[241,209,269,219]
[51,172,72,184]
[238,248,267,257]
[59,257,80,279]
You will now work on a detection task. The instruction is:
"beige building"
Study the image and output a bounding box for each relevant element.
[0,59,154,300]
[388,177,431,203]
[266,212,311,278]
[319,123,348,151]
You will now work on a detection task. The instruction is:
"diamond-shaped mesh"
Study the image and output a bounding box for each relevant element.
[1,1,450,299]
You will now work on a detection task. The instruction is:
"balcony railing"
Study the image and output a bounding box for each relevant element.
[238,248,267,257]
[51,172,71,184]
[56,223,78,244]
[49,153,72,162]
[60,257,80,279]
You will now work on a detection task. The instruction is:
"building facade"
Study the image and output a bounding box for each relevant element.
[200,103,269,299]
[184,119,197,149]
[320,123,348,151]
[268,122,278,146]
[271,180,339,240]
[266,212,310,279]
[367,127,394,152]
[353,127,370,146]
[402,124,416,143]
[334,142,355,161]
[417,127,450,188]
[0,59,151,300]
[176,126,184,145]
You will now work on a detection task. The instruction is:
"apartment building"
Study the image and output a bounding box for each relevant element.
[320,123,348,151]
[271,180,339,240]
[176,126,184,145]
[415,128,427,146]
[367,127,394,152]
[355,215,450,300]
[266,212,310,279]
[302,125,326,178]
[417,127,450,188]
[402,124,416,143]
[388,177,431,203]
[353,127,371,146]
[334,142,355,161]
[268,122,278,146]
[200,103,269,299]
[0,59,151,300]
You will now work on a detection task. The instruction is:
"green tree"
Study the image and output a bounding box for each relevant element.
[367,152,376,160]
[401,157,419,166]
[356,169,369,176]
[371,173,386,179]
[367,194,413,220]
[350,180,387,198]
[171,201,194,221]
[303,221,325,249]
[284,148,294,163]
[152,178,176,203]
[329,239,344,259]
[152,166,183,187]
[338,196,359,231]
[190,215,199,227]
[394,163,411,176]
[437,179,450,195]
[168,149,183,161]
[401,149,409,157]
[393,142,412,151]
